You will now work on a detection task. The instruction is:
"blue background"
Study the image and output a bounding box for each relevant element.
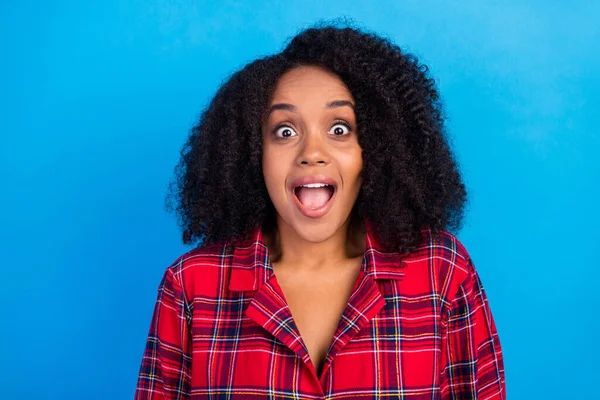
[1,1,598,399]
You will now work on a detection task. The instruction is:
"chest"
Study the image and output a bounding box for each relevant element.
[274,266,360,376]
[189,272,445,398]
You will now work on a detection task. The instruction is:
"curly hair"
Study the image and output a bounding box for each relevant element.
[165,21,468,255]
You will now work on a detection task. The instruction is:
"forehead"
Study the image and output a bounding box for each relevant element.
[271,65,354,101]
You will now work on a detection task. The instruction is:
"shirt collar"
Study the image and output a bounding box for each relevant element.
[229,219,407,292]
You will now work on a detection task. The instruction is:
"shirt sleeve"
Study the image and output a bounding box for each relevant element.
[440,256,506,400]
[135,267,192,400]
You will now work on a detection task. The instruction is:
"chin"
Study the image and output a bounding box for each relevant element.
[286,216,345,243]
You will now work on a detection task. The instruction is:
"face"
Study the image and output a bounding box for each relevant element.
[261,65,363,244]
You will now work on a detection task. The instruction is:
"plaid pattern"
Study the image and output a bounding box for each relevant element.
[135,220,505,399]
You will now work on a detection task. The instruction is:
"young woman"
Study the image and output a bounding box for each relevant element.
[135,24,506,399]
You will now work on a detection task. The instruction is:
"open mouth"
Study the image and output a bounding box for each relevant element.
[293,183,335,210]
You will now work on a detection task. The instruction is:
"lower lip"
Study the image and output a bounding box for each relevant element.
[291,188,337,218]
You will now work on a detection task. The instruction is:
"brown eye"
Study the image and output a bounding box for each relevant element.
[329,122,352,136]
[274,125,297,138]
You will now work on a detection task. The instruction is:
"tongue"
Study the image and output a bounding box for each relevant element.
[296,187,332,209]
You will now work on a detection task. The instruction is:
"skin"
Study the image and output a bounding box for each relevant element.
[261,65,367,375]
[261,65,366,269]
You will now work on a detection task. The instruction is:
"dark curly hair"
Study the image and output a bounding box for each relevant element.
[165,21,468,256]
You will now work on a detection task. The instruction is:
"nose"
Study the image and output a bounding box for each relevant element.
[297,129,330,166]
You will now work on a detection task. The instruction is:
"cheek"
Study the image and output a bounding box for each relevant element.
[340,148,364,181]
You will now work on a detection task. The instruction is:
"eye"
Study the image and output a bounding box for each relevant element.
[274,125,297,139]
[329,121,352,136]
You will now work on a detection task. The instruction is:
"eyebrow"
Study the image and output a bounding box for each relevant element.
[267,100,355,117]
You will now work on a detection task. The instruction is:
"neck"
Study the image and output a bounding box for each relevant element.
[265,217,366,271]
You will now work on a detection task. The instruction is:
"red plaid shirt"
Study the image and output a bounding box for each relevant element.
[135,221,505,399]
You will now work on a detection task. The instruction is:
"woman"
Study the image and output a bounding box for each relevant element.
[135,23,506,399]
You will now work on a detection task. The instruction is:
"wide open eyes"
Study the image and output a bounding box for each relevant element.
[274,125,297,139]
[273,121,353,139]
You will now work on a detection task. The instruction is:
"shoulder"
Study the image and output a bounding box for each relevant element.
[420,228,472,270]
[403,228,476,303]
[163,241,233,300]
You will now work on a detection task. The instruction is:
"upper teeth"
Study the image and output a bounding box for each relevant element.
[301,183,330,188]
